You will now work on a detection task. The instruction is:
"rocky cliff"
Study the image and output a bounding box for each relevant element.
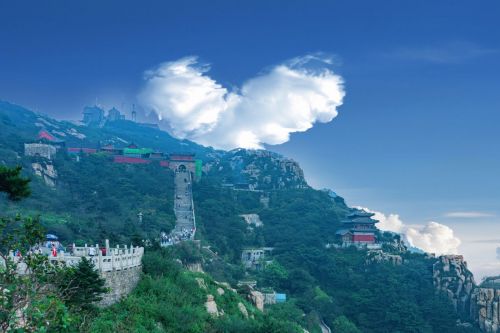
[433,256,500,332]
[469,276,500,332]
[433,255,475,316]
[207,148,308,190]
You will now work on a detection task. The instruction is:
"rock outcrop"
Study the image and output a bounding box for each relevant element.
[367,250,403,265]
[470,288,500,332]
[240,214,263,228]
[238,302,249,318]
[205,294,220,317]
[248,290,264,311]
[186,262,203,273]
[432,256,500,332]
[384,237,407,253]
[433,255,475,317]
[195,277,208,290]
[210,149,308,190]
[32,161,57,187]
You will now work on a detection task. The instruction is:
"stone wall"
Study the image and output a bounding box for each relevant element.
[24,143,57,160]
[99,265,142,307]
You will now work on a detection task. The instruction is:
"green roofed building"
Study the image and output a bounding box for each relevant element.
[195,159,202,180]
[123,147,154,156]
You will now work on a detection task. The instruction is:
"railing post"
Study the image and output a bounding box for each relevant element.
[111,248,115,270]
[105,239,110,256]
[98,246,102,272]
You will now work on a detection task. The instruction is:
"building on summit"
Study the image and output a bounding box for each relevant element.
[336,210,380,248]
[82,105,105,126]
[82,105,127,125]
[107,107,125,122]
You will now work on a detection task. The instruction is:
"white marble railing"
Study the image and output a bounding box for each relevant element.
[6,241,144,274]
[49,244,144,272]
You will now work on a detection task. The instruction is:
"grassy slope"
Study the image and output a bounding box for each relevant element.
[90,247,304,333]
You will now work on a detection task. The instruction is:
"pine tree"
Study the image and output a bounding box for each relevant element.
[0,165,31,200]
[60,257,107,312]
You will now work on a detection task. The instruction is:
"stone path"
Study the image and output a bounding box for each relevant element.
[160,171,196,246]
[320,319,331,333]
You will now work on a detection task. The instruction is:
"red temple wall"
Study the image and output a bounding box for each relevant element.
[170,155,194,161]
[352,234,375,242]
[114,156,151,164]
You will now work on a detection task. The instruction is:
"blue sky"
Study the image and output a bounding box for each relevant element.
[1,0,499,277]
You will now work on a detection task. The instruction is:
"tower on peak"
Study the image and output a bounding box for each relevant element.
[131,104,137,122]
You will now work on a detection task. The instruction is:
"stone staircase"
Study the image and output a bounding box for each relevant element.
[161,170,196,245]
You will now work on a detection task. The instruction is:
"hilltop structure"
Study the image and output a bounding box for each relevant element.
[82,105,105,126]
[107,107,125,122]
[336,210,380,248]
[81,105,127,126]
[81,105,161,129]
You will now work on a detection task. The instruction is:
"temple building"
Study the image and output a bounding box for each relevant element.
[82,105,105,126]
[336,210,380,248]
[24,130,65,159]
[107,107,125,122]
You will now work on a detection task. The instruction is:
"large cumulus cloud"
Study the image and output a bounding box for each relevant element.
[358,207,461,255]
[139,55,345,149]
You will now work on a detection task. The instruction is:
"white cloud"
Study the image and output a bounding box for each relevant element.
[444,211,495,218]
[369,210,404,234]
[358,206,461,255]
[405,222,461,255]
[139,55,345,149]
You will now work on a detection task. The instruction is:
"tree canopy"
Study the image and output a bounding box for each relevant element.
[0,165,30,201]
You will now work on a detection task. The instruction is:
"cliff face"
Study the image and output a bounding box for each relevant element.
[470,288,500,332]
[432,255,500,332]
[433,255,475,316]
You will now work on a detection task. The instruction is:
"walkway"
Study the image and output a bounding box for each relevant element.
[320,319,331,333]
[160,170,196,246]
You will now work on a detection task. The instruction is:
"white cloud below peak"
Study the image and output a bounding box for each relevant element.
[139,55,345,150]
